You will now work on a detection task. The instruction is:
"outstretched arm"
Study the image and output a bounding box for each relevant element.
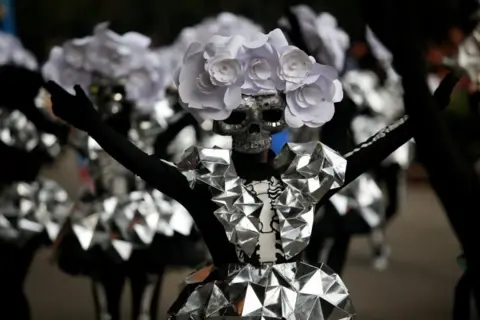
[0,143,47,183]
[0,66,70,144]
[317,72,459,208]
[361,0,480,315]
[20,102,70,145]
[45,82,193,205]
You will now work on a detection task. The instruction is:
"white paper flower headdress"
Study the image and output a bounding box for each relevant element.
[0,32,38,70]
[175,28,343,128]
[42,23,168,108]
[279,5,350,73]
[155,12,264,88]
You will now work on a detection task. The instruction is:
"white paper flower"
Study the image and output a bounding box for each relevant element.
[175,27,341,128]
[240,29,289,95]
[280,6,349,72]
[287,5,322,48]
[0,31,38,70]
[42,47,91,94]
[125,53,168,108]
[63,36,93,70]
[314,13,350,71]
[85,22,151,78]
[285,64,342,127]
[160,12,264,88]
[43,23,169,109]
[177,36,246,120]
[277,46,323,91]
[177,12,264,49]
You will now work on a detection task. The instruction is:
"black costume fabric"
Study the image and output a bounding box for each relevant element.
[361,0,480,317]
[53,86,205,319]
[281,9,407,273]
[0,65,69,320]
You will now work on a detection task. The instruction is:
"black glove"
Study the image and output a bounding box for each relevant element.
[45,81,100,132]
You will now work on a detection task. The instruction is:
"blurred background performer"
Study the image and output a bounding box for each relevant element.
[280,5,395,274]
[42,23,205,320]
[0,32,71,320]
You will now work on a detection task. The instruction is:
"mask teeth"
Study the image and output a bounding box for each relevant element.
[232,137,271,154]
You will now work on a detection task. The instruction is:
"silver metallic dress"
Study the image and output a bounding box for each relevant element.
[0,108,70,246]
[58,104,194,262]
[168,142,355,319]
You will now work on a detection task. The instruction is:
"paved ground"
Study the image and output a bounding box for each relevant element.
[25,151,463,319]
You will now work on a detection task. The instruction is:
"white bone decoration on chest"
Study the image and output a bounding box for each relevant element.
[177,141,347,263]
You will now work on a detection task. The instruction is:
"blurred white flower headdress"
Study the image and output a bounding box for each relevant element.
[0,31,38,70]
[279,5,350,73]
[42,22,168,108]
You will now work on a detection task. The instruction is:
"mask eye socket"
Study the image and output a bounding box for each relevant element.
[224,110,247,125]
[262,109,283,122]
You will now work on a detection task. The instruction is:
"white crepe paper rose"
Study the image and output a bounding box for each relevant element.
[42,47,91,94]
[314,13,350,72]
[285,64,343,127]
[177,35,245,121]
[0,31,38,70]
[125,53,168,108]
[85,22,151,78]
[240,29,289,95]
[277,46,324,92]
[279,6,349,72]
[62,37,93,70]
[164,12,264,88]
[176,12,264,51]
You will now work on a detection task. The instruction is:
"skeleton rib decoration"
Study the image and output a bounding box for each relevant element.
[45,20,454,317]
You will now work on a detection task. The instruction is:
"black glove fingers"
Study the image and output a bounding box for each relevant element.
[73,85,91,102]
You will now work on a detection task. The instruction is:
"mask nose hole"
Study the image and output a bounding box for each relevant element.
[249,124,260,134]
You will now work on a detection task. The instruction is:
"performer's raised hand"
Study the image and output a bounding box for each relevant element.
[45,81,99,132]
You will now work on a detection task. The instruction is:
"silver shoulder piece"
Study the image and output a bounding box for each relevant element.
[176,142,347,260]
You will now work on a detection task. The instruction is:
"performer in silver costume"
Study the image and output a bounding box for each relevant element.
[0,32,71,320]
[279,6,397,272]
[42,23,205,320]
[45,25,455,318]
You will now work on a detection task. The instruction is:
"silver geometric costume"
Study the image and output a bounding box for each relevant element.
[0,178,72,245]
[0,108,68,246]
[170,142,355,319]
[60,105,195,261]
[169,261,354,319]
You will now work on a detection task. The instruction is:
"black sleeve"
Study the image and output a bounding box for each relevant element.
[317,73,459,208]
[86,113,240,265]
[20,103,70,144]
[153,112,198,160]
[85,114,193,206]
[0,143,45,183]
[320,96,358,154]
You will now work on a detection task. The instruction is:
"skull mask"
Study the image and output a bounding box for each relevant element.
[213,93,287,154]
